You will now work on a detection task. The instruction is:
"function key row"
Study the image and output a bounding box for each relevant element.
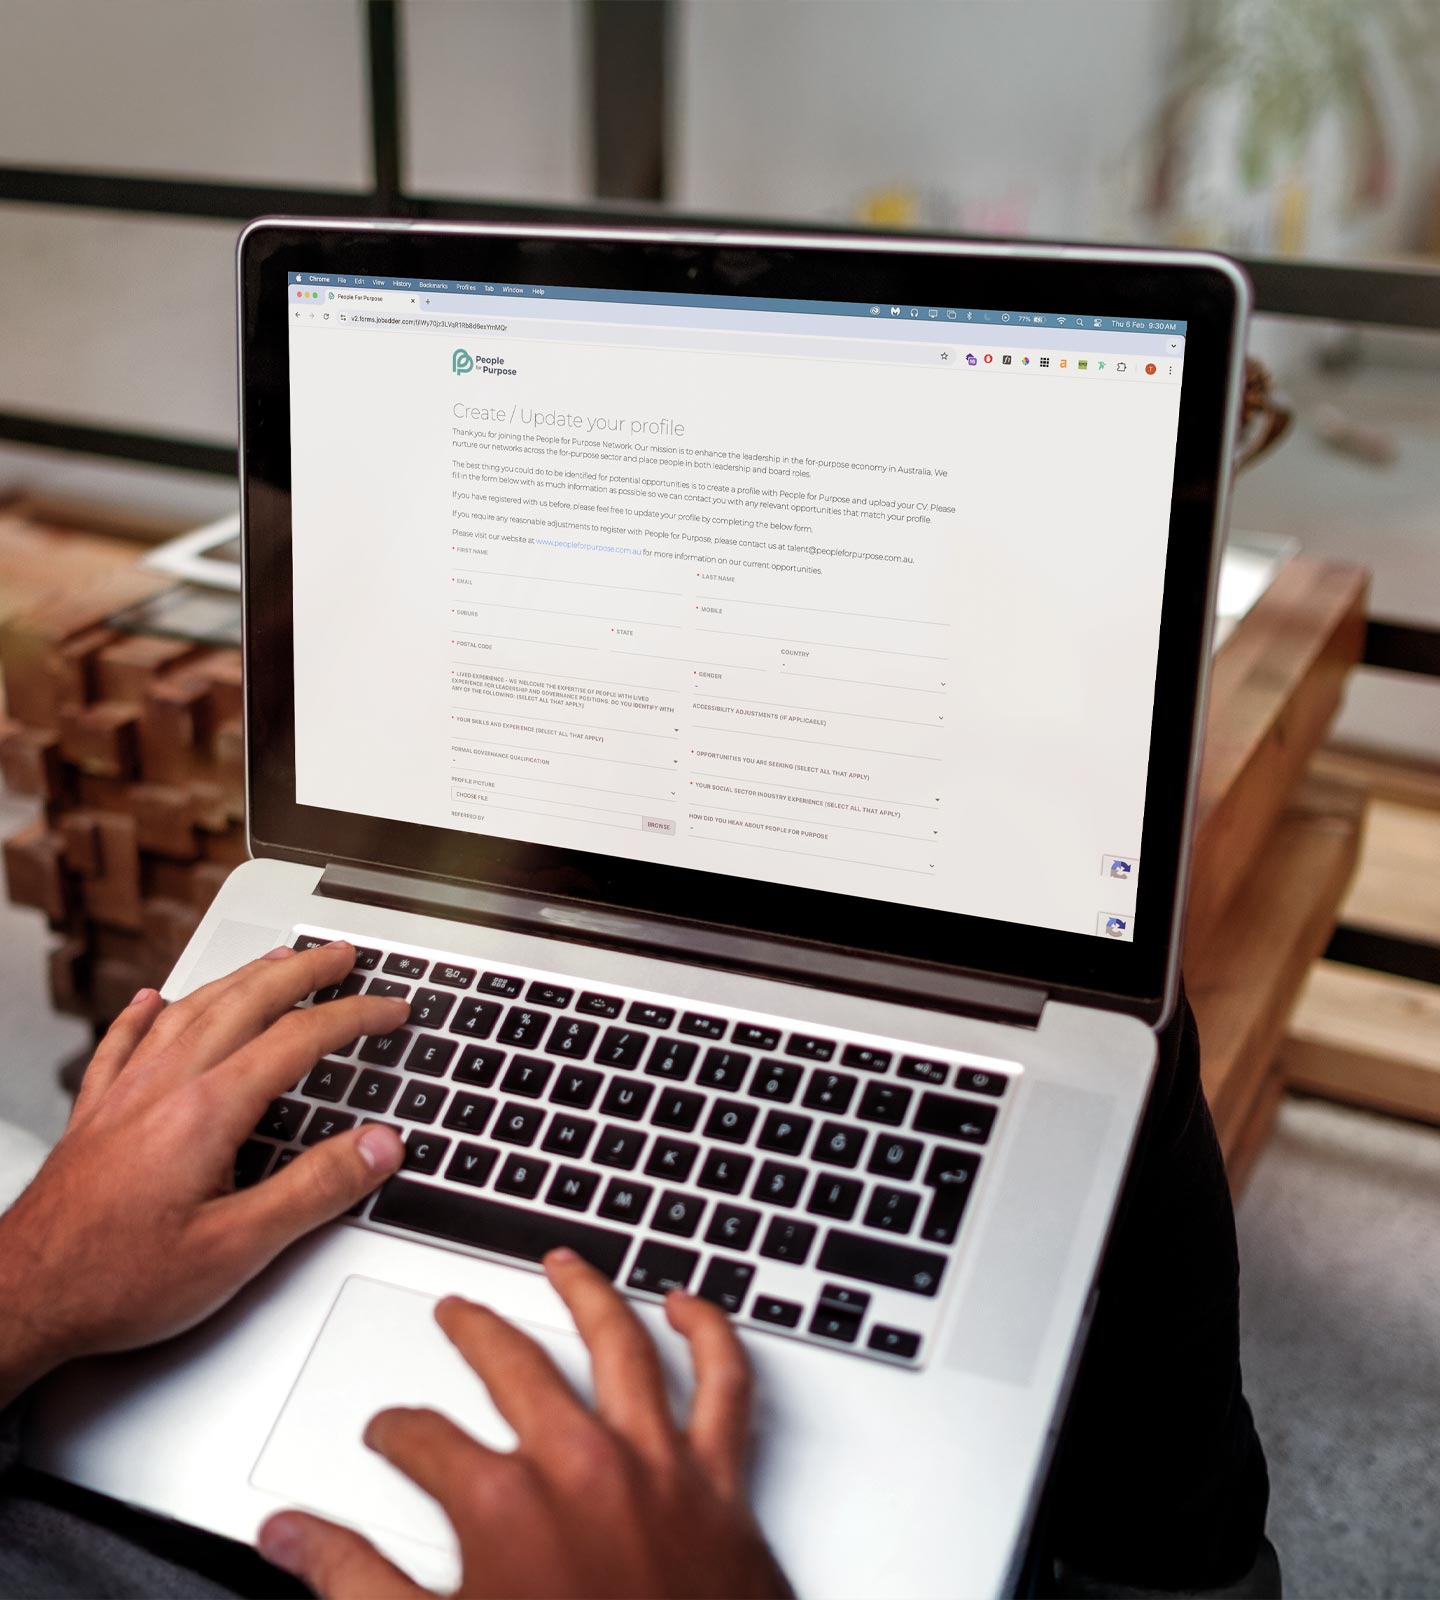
[296,937,1009,1096]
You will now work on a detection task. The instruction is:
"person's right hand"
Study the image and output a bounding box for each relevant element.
[258,1250,793,1600]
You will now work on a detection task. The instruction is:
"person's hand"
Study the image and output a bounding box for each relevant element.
[0,942,409,1406]
[258,1250,793,1600]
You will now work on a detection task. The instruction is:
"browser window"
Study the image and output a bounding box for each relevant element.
[286,271,1186,942]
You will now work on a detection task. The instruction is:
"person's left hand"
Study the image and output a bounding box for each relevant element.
[0,941,409,1406]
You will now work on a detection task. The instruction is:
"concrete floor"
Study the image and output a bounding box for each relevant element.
[0,794,1437,1595]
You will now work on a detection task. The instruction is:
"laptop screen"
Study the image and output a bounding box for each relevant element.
[285,270,1187,947]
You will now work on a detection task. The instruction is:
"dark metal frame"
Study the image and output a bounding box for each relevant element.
[1,0,1435,985]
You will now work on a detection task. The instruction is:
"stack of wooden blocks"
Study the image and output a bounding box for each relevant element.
[0,588,244,1028]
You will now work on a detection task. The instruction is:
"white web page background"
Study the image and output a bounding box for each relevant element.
[288,305,1180,939]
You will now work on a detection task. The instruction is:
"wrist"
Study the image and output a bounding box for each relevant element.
[0,1219,68,1407]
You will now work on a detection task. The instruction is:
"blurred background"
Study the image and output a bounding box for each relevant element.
[0,4,1437,1596]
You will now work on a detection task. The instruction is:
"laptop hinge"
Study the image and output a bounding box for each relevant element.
[315,863,1047,1028]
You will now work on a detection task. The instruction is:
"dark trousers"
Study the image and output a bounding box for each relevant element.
[1042,987,1272,1591]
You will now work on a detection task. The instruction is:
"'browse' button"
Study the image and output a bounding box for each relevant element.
[642,816,676,835]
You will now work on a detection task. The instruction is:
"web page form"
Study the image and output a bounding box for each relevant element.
[287,276,1185,941]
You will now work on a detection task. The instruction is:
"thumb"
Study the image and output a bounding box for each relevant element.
[226,1124,405,1260]
[258,1510,423,1598]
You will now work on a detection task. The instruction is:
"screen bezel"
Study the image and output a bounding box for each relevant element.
[239,219,1245,1022]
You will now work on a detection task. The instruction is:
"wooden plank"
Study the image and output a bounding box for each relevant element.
[1222,1071,1286,1198]
[1186,772,1365,1162]
[94,635,197,703]
[2,820,68,922]
[1313,744,1440,813]
[1188,560,1368,952]
[1332,798,1440,946]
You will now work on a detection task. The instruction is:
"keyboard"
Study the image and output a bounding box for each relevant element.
[235,926,1020,1368]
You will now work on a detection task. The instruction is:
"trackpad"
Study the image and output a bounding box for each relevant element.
[251,1276,594,1566]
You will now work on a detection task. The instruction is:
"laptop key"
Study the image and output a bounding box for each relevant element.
[600,1080,653,1121]
[898,1056,949,1087]
[920,1147,981,1243]
[551,1066,602,1108]
[443,1093,497,1137]
[955,1066,1008,1098]
[813,1121,866,1169]
[402,1133,450,1176]
[546,1018,598,1060]
[802,1070,858,1115]
[429,962,475,990]
[627,1240,697,1294]
[498,1007,548,1049]
[494,1155,549,1200]
[704,1098,757,1144]
[542,1115,596,1159]
[348,1071,401,1113]
[234,1140,272,1189]
[751,1296,802,1328]
[594,1125,647,1170]
[697,1257,755,1314]
[454,1044,505,1086]
[785,1033,836,1063]
[865,1186,920,1234]
[371,1177,629,1278]
[815,1230,947,1297]
[644,1137,699,1182]
[678,1011,727,1041]
[577,991,624,1019]
[408,989,455,1030]
[257,1097,308,1142]
[732,1023,781,1050]
[451,999,502,1040]
[445,1141,499,1188]
[501,1055,554,1098]
[868,1325,922,1360]
[627,1002,675,1030]
[760,1217,816,1265]
[697,1150,752,1194]
[494,1103,544,1146]
[546,1166,599,1212]
[867,1135,922,1182]
[652,1088,704,1133]
[314,973,364,1004]
[598,1178,653,1226]
[809,1305,862,1344]
[597,1027,647,1069]
[396,1080,445,1125]
[705,1204,761,1252]
[697,1048,751,1091]
[757,1110,812,1155]
[406,1035,458,1077]
[292,934,330,952]
[526,982,574,1008]
[754,1160,805,1208]
[359,1028,411,1068]
[856,1082,911,1126]
[303,1108,358,1145]
[353,946,382,971]
[652,1191,705,1238]
[302,1060,356,1103]
[383,953,428,980]
[644,1038,699,1080]
[366,978,410,1001]
[808,1174,862,1221]
[749,1060,801,1103]
[478,972,524,999]
[841,1044,892,1073]
[913,1092,997,1145]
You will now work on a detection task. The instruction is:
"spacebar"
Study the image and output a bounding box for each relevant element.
[370,1179,632,1280]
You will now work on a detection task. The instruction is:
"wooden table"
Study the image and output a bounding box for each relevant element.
[0,515,1370,1180]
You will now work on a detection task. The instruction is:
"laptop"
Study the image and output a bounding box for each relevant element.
[26,220,1246,1598]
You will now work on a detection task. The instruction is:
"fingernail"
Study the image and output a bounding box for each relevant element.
[263,945,296,960]
[128,987,156,1006]
[257,1513,305,1571]
[546,1247,579,1265]
[358,1125,405,1173]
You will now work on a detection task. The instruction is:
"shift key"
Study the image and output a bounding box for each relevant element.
[913,1091,997,1145]
[815,1230,947,1297]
